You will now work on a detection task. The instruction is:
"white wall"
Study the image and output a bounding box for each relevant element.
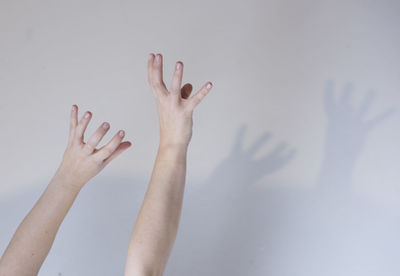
[0,0,399,275]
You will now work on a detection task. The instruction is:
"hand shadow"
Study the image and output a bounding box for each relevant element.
[316,80,396,195]
[267,81,399,276]
[166,125,296,276]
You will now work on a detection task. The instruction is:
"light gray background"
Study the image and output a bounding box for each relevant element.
[1,0,400,275]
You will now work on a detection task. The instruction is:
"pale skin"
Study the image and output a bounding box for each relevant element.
[0,106,131,276]
[124,53,212,276]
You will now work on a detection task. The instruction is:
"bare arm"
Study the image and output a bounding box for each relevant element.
[0,105,131,276]
[124,53,212,276]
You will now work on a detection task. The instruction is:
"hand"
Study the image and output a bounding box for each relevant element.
[55,105,132,190]
[323,80,395,159]
[204,124,296,191]
[147,53,213,148]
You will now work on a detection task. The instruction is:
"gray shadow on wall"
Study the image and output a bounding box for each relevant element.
[166,126,297,276]
[283,80,400,276]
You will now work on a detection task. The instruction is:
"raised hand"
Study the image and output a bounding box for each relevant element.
[147,53,213,148]
[124,54,213,276]
[56,105,132,190]
[0,105,131,276]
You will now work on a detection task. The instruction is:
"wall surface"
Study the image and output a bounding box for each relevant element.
[1,0,399,275]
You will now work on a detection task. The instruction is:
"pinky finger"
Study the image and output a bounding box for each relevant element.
[187,82,213,110]
[103,141,132,166]
[94,130,126,160]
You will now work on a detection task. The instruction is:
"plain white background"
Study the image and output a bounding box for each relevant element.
[1,0,399,275]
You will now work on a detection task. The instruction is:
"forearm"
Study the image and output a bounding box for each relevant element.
[125,144,187,276]
[0,169,81,276]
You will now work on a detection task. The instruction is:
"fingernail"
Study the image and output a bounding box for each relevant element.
[71,105,77,112]
[206,82,213,89]
[176,62,182,70]
[119,130,125,137]
[84,112,90,119]
[102,122,109,129]
[148,53,153,60]
[156,54,161,62]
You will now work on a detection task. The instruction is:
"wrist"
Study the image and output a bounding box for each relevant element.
[157,143,188,163]
[51,166,85,193]
[159,135,190,150]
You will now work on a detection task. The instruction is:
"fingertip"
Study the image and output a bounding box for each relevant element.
[119,130,125,137]
[175,61,183,70]
[148,53,155,60]
[84,111,92,119]
[71,104,78,112]
[155,53,162,64]
[206,82,213,90]
[102,122,110,129]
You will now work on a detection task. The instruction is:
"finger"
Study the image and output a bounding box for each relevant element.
[68,104,78,144]
[84,122,110,153]
[259,144,296,171]
[94,130,126,160]
[187,82,213,110]
[151,53,167,94]
[270,141,288,156]
[365,107,396,130]
[147,53,155,84]
[76,111,92,142]
[260,142,288,164]
[181,83,193,99]
[339,82,354,106]
[231,124,247,153]
[247,132,271,156]
[356,90,375,118]
[103,141,132,166]
[170,61,183,95]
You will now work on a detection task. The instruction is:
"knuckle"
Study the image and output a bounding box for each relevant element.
[171,88,180,95]
[85,142,95,151]
[102,147,114,157]
[90,156,102,166]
